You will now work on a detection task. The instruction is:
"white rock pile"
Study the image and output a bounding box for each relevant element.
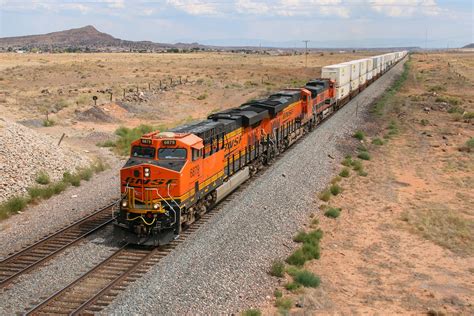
[0,118,90,203]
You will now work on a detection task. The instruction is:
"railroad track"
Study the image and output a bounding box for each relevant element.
[0,202,117,288]
[25,209,217,315]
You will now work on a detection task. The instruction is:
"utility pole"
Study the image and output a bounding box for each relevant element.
[302,40,309,68]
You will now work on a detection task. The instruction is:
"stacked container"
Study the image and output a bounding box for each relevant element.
[367,58,374,81]
[355,58,368,87]
[321,64,351,101]
[342,60,360,93]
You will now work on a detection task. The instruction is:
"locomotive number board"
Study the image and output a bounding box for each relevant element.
[162,140,176,146]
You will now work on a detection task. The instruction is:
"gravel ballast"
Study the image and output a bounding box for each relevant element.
[0,120,91,202]
[101,59,408,314]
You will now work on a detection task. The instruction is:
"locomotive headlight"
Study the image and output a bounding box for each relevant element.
[153,203,159,210]
[121,200,128,208]
[144,167,150,177]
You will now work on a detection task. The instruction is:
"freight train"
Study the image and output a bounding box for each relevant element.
[114,51,408,245]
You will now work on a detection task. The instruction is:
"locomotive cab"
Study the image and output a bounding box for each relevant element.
[114,131,203,246]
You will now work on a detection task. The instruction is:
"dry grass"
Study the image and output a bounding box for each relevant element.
[402,207,474,256]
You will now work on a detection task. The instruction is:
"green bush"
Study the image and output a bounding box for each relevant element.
[341,155,353,167]
[286,249,306,266]
[420,119,430,126]
[466,138,474,149]
[330,184,342,195]
[42,119,55,127]
[351,160,363,171]
[35,171,50,185]
[274,289,282,298]
[51,181,68,194]
[78,168,93,181]
[293,270,321,288]
[0,196,28,219]
[285,282,300,291]
[114,124,156,156]
[353,130,365,140]
[324,207,341,219]
[293,229,323,244]
[97,140,116,147]
[339,168,350,178]
[372,138,384,145]
[275,297,292,310]
[357,151,371,161]
[242,309,261,316]
[28,185,54,200]
[269,260,285,277]
[93,160,109,173]
[319,189,331,202]
[63,172,81,187]
[463,112,474,120]
[358,170,368,177]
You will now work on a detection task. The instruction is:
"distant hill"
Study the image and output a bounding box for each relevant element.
[0,25,205,52]
[462,43,474,49]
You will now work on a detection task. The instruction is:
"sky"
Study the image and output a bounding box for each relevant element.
[0,0,473,48]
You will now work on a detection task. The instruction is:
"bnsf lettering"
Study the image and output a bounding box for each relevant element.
[123,177,175,186]
[283,109,293,119]
[224,136,242,152]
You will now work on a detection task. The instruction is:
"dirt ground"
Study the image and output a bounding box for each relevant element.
[0,51,374,145]
[261,52,474,314]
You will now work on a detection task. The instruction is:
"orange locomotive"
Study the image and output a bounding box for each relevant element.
[114,79,336,245]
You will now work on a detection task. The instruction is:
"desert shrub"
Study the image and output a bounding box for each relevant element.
[351,159,363,171]
[275,297,292,310]
[452,113,463,122]
[339,168,350,178]
[285,282,300,291]
[63,172,81,187]
[420,119,430,126]
[35,171,50,185]
[372,138,384,145]
[353,130,365,140]
[0,196,28,219]
[27,186,53,200]
[242,309,261,316]
[358,170,368,177]
[269,260,285,277]
[447,105,464,114]
[197,93,208,100]
[463,112,474,120]
[330,184,341,195]
[318,189,331,202]
[78,168,93,181]
[311,218,319,226]
[274,289,282,298]
[93,160,109,173]
[51,181,68,194]
[42,119,55,127]
[428,85,446,92]
[114,124,156,156]
[341,156,353,167]
[293,270,321,288]
[465,138,474,149]
[286,249,306,266]
[324,207,341,218]
[357,151,371,161]
[97,140,116,147]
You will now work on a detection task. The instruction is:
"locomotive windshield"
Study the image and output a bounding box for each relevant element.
[131,146,155,159]
[158,148,187,160]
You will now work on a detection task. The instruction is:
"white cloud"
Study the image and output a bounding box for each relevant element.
[166,0,219,15]
[370,0,441,17]
[235,0,350,18]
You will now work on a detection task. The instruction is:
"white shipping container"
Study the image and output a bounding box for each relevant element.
[367,59,374,73]
[355,58,368,75]
[350,79,359,92]
[321,64,351,87]
[342,60,360,81]
[359,74,367,85]
[336,83,350,101]
[367,71,373,81]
